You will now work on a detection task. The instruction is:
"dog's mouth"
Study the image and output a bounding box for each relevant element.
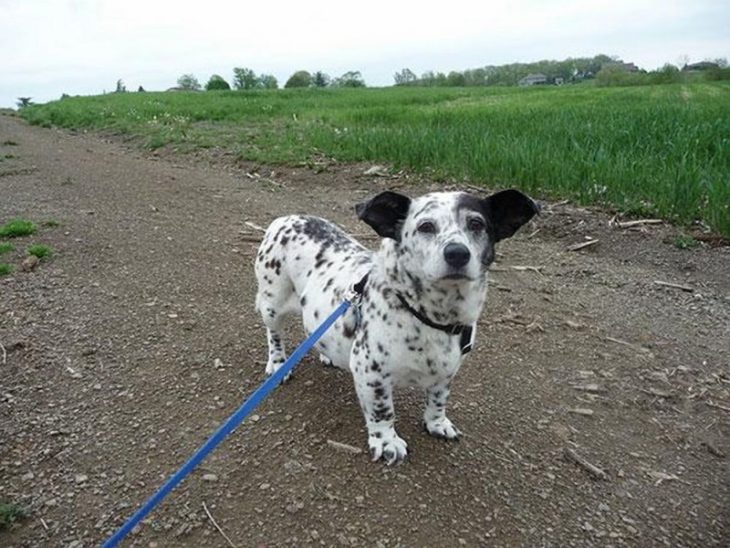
[440,272,473,281]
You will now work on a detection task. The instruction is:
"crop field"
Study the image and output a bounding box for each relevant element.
[21,82,730,236]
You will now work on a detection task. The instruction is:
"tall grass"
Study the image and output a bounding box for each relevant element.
[21,83,730,235]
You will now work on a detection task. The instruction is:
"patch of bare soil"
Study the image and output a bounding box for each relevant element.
[1,113,728,547]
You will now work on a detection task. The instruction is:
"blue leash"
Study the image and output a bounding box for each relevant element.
[103,298,353,547]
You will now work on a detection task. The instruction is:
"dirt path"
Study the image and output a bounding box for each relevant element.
[1,113,728,547]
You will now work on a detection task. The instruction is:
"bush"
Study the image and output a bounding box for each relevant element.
[206,75,231,91]
[705,67,730,81]
[285,70,313,88]
[649,64,682,85]
[331,71,366,88]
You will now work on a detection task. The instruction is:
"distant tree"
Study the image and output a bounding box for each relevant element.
[713,57,728,68]
[177,74,201,91]
[331,71,366,88]
[258,74,278,89]
[232,67,259,90]
[393,68,417,85]
[138,86,145,92]
[446,71,466,86]
[285,70,313,88]
[206,74,231,90]
[16,97,32,108]
[312,71,330,87]
[115,79,126,93]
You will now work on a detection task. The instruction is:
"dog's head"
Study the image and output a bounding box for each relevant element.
[356,189,538,283]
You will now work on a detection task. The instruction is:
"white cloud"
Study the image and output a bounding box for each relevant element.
[1,0,728,106]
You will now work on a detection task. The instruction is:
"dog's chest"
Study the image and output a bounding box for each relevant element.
[360,300,463,387]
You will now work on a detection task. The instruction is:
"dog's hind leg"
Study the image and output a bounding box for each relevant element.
[256,279,299,375]
[255,229,300,376]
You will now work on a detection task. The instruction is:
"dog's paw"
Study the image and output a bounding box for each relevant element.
[369,430,408,465]
[265,360,291,382]
[424,417,461,440]
[318,353,334,367]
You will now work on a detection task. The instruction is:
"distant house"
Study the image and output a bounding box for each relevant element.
[682,61,719,72]
[165,86,202,92]
[518,73,547,86]
[605,62,641,73]
[620,62,640,72]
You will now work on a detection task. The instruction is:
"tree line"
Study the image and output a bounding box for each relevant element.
[169,68,366,92]
[393,54,729,87]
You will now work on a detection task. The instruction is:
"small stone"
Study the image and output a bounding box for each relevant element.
[75,474,89,483]
[21,255,39,271]
[598,503,610,512]
[251,414,260,422]
[202,473,218,482]
[355,495,364,504]
[259,482,270,490]
[45,498,58,507]
[21,471,35,481]
[583,521,594,532]
[310,530,320,540]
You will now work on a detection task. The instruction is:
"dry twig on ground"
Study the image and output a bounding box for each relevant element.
[564,447,608,480]
[203,502,237,548]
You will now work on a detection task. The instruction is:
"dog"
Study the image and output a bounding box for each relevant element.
[254,189,538,464]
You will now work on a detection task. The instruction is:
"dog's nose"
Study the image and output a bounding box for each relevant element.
[443,243,471,268]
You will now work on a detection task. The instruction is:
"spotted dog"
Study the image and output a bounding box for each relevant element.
[255,189,538,464]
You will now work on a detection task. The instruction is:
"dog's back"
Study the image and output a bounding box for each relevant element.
[254,215,371,372]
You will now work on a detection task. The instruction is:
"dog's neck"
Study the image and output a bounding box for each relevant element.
[374,240,489,326]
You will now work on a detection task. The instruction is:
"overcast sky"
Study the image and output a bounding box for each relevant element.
[1,0,728,107]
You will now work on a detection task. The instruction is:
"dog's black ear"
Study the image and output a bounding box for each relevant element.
[482,189,539,242]
[355,191,412,240]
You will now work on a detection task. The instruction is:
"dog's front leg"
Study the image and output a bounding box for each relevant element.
[351,363,408,465]
[423,379,461,440]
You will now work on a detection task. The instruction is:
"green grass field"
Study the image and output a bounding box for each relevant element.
[21,83,730,236]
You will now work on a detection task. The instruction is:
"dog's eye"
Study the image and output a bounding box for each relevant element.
[417,221,436,235]
[467,218,485,232]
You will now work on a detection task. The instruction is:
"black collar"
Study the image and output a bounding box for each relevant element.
[396,293,475,355]
[396,293,468,335]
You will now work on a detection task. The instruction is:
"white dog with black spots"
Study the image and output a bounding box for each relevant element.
[255,189,538,464]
